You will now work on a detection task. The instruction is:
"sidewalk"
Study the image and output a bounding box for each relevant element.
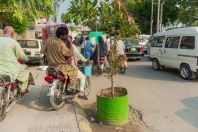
[0,66,92,132]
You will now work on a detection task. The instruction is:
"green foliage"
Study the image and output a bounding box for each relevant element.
[8,13,29,34]
[62,0,139,38]
[125,0,180,34]
[178,0,198,26]
[62,0,98,25]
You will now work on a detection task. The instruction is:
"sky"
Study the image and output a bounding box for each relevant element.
[57,0,71,23]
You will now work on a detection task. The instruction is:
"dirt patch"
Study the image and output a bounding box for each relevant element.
[83,103,150,132]
[98,87,127,98]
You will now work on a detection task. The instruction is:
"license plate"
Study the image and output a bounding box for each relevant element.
[131,48,136,51]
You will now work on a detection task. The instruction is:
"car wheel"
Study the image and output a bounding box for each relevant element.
[152,59,161,71]
[180,64,192,80]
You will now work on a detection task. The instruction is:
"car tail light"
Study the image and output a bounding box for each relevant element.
[44,75,53,83]
[140,45,144,52]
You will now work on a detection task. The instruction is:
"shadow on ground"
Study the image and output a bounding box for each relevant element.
[176,97,198,128]
[123,63,198,83]
[19,85,83,113]
[20,85,53,111]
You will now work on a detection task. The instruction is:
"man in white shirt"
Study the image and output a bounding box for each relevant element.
[68,36,88,99]
[115,39,128,68]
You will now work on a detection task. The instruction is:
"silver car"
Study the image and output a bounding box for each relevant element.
[17,39,44,64]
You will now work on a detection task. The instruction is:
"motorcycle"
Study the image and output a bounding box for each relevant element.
[97,56,105,75]
[44,67,91,110]
[119,55,128,74]
[0,75,28,121]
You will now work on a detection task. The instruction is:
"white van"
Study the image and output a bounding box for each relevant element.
[150,27,198,80]
[17,39,44,64]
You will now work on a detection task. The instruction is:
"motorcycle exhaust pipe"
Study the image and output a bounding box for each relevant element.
[61,95,74,100]
[5,101,16,113]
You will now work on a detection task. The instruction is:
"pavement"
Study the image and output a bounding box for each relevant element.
[0,66,92,132]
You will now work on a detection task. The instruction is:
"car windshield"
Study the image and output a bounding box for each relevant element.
[139,35,150,43]
[18,40,39,48]
[122,38,139,47]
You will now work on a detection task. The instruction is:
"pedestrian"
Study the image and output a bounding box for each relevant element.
[84,36,94,59]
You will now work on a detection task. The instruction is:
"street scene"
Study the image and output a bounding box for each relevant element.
[0,0,198,132]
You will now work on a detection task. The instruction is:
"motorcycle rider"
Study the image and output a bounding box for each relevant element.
[115,38,128,68]
[40,27,78,92]
[67,35,88,100]
[0,26,34,94]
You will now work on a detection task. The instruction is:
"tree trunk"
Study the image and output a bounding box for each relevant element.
[110,37,115,97]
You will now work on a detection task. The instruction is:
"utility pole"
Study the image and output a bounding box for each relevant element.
[160,0,165,32]
[157,0,161,32]
[150,0,154,35]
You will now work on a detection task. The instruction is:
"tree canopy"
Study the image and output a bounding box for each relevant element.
[62,0,139,38]
[124,0,198,34]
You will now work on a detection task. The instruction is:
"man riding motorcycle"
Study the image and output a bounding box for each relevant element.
[0,26,34,94]
[40,27,78,92]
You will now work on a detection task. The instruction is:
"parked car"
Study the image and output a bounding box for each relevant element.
[150,27,198,79]
[122,38,144,60]
[139,34,150,54]
[17,39,44,64]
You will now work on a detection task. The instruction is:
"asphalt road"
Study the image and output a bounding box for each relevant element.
[85,56,198,132]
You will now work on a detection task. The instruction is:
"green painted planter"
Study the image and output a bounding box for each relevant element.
[96,88,128,126]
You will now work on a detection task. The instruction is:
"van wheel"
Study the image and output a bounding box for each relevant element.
[152,59,160,71]
[180,64,192,80]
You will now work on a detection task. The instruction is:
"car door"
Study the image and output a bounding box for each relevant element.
[150,36,165,61]
[160,36,180,68]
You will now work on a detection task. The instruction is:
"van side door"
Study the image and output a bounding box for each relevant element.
[160,36,180,68]
[178,36,197,71]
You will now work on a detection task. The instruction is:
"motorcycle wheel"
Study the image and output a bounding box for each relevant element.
[49,81,65,110]
[84,77,91,97]
[120,67,126,74]
[0,90,6,121]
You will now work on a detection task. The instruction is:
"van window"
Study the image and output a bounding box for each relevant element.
[165,36,180,48]
[151,36,164,47]
[180,36,195,49]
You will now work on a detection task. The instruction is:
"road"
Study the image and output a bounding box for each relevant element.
[85,56,198,132]
[0,66,79,132]
[0,56,198,132]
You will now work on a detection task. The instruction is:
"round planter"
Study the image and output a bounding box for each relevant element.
[96,87,128,125]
